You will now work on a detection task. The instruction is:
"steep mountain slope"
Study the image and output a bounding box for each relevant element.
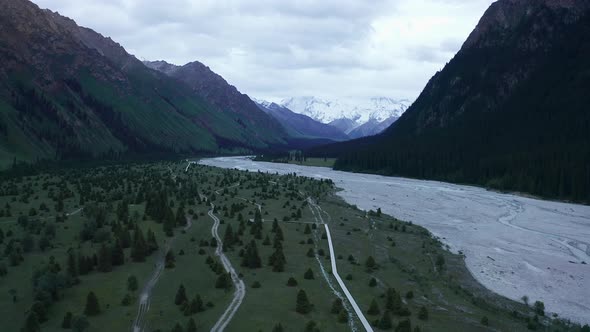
[323,0,590,202]
[0,0,286,168]
[253,100,349,142]
[144,60,286,144]
[347,116,399,139]
[281,96,408,136]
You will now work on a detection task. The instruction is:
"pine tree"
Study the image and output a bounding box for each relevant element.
[331,298,343,314]
[164,214,175,237]
[215,273,232,290]
[338,309,348,323]
[176,205,187,227]
[112,239,125,266]
[97,244,112,272]
[165,251,176,269]
[78,253,89,275]
[66,250,78,279]
[241,240,262,268]
[190,295,204,313]
[175,285,188,305]
[304,268,314,280]
[22,312,40,332]
[286,277,298,287]
[365,256,377,271]
[369,277,377,287]
[146,229,159,253]
[223,224,235,249]
[367,298,380,315]
[418,306,428,321]
[272,323,284,332]
[378,311,392,330]
[131,228,147,262]
[171,323,184,332]
[396,319,412,332]
[84,291,101,316]
[61,312,73,328]
[30,301,47,322]
[127,275,138,292]
[296,289,312,314]
[186,318,197,332]
[121,229,132,248]
[304,224,311,234]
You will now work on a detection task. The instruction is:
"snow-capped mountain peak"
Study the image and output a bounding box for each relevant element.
[280,96,410,125]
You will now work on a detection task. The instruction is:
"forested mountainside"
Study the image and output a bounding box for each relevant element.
[0,0,287,168]
[317,0,590,203]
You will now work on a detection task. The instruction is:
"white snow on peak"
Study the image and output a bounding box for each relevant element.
[251,98,273,108]
[280,96,410,125]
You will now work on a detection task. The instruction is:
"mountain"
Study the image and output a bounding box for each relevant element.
[253,99,349,142]
[0,0,286,168]
[347,116,399,139]
[318,0,590,203]
[280,97,409,136]
[144,60,286,143]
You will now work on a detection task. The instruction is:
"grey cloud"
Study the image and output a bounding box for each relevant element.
[32,0,494,101]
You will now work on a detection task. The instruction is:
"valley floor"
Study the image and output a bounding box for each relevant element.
[0,158,585,332]
[200,156,590,325]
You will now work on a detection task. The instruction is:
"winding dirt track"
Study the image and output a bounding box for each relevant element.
[209,203,246,332]
[132,218,192,332]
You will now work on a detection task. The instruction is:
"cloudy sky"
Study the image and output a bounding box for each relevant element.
[33,0,494,102]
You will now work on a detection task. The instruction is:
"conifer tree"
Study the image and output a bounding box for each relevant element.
[223,224,235,249]
[175,285,188,305]
[22,312,40,332]
[176,205,187,227]
[296,289,312,314]
[331,298,343,314]
[97,244,112,272]
[418,306,428,321]
[165,251,176,269]
[66,250,78,279]
[61,312,73,328]
[84,291,101,316]
[112,239,125,266]
[368,298,380,315]
[171,323,184,332]
[186,318,197,332]
[127,275,138,292]
[241,240,262,268]
[378,311,392,330]
[131,229,147,262]
[146,229,159,253]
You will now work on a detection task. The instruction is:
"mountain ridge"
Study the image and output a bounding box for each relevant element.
[0,0,288,168]
[316,0,590,203]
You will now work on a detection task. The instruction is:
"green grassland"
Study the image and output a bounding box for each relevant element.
[0,161,583,332]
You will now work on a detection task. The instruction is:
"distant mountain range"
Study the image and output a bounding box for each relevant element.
[253,100,349,142]
[316,0,590,203]
[281,96,409,137]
